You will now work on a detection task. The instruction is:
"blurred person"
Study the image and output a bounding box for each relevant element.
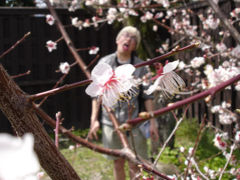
[87,26,159,180]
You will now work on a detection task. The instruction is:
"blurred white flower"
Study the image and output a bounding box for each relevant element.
[216,42,227,52]
[71,17,83,30]
[85,0,95,6]
[203,15,220,30]
[83,19,91,28]
[46,14,55,26]
[188,147,193,155]
[85,63,137,107]
[68,145,75,151]
[179,146,185,153]
[89,46,100,55]
[204,64,213,76]
[0,133,40,180]
[153,25,158,32]
[59,62,70,74]
[178,61,186,70]
[46,40,57,52]
[190,57,205,68]
[231,44,240,57]
[235,131,240,142]
[107,8,118,24]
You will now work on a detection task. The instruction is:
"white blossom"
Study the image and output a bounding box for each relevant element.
[216,42,227,52]
[231,44,240,57]
[145,60,185,97]
[153,25,158,32]
[190,57,205,68]
[85,63,137,107]
[107,8,118,24]
[46,40,57,52]
[0,133,40,180]
[46,14,55,26]
[203,15,220,30]
[59,62,70,74]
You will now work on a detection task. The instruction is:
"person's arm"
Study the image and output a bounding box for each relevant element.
[88,98,100,140]
[144,99,159,142]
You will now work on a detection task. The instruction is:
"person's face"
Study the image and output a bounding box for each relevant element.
[116,32,137,55]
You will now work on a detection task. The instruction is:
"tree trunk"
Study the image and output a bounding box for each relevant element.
[0,64,80,180]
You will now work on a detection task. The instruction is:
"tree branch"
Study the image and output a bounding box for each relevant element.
[126,74,240,126]
[45,0,91,79]
[0,32,31,59]
[206,0,240,44]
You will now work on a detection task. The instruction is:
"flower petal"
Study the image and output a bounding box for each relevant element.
[145,76,162,95]
[85,82,102,97]
[163,60,179,74]
[91,63,113,85]
[115,64,135,79]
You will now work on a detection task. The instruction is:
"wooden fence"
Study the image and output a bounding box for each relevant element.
[0,7,118,133]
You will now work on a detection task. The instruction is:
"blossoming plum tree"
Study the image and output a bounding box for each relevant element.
[1,0,240,179]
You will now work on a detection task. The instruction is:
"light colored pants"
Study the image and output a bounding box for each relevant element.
[102,124,148,160]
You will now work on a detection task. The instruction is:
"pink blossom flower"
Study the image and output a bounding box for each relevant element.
[85,63,137,107]
[46,40,57,52]
[145,60,185,97]
[46,14,55,26]
[89,46,100,55]
[59,62,70,74]
[213,133,227,151]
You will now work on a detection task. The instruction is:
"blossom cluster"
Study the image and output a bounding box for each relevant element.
[211,101,237,125]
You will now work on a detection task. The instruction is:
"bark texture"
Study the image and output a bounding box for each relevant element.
[0,64,80,180]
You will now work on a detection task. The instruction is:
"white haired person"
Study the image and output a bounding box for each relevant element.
[87,26,159,180]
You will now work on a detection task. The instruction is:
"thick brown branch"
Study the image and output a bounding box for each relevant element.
[127,74,240,126]
[0,64,80,180]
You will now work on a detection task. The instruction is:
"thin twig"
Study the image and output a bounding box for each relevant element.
[55,111,62,149]
[153,104,190,168]
[218,143,236,180]
[37,73,68,107]
[11,70,31,79]
[0,32,31,59]
[184,116,206,179]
